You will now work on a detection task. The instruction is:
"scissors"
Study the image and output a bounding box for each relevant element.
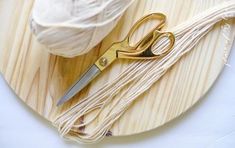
[57,13,175,106]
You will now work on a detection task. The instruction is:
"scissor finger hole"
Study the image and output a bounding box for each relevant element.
[151,33,174,56]
[128,19,163,47]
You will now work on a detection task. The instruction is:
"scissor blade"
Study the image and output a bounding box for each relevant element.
[57,65,101,106]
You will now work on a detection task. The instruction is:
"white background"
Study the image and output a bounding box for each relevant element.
[0,43,235,148]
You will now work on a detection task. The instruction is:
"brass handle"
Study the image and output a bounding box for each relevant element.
[120,13,166,50]
[118,30,175,59]
[126,13,166,45]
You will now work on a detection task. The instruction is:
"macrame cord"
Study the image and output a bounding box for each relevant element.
[52,1,235,144]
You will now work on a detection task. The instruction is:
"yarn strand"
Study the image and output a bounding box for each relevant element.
[54,1,235,144]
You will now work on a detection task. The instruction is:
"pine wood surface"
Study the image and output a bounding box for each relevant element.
[0,0,235,136]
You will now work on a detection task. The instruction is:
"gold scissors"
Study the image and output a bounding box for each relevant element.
[57,13,175,106]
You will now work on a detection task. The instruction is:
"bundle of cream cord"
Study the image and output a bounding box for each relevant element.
[30,0,134,57]
[54,1,235,143]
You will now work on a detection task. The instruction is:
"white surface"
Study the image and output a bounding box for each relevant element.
[0,43,235,148]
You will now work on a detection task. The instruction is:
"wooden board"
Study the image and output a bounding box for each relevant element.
[0,0,235,137]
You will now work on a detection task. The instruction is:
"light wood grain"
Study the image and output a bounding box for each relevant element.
[0,0,235,137]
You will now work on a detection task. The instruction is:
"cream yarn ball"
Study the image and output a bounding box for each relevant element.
[30,0,134,57]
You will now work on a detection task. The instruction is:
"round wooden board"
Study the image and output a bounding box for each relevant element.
[0,0,235,137]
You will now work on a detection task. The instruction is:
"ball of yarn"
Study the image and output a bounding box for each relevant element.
[30,0,134,57]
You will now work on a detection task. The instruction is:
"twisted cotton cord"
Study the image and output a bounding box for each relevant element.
[54,1,235,144]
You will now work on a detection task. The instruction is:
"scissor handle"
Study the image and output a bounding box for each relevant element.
[117,13,175,59]
[94,13,174,71]
[126,13,166,45]
[122,13,166,49]
[118,30,175,59]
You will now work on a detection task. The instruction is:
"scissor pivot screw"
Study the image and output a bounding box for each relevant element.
[99,57,108,67]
